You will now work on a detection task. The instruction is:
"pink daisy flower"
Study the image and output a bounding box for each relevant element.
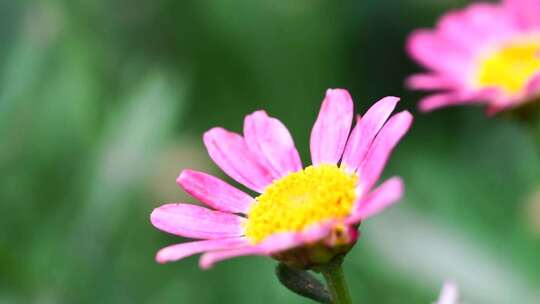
[151,89,412,269]
[407,0,540,114]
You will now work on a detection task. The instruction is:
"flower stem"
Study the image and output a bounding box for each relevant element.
[319,257,352,304]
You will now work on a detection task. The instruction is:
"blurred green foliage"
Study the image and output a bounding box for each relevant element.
[0,0,539,303]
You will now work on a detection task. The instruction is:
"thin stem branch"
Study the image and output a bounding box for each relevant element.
[319,257,352,304]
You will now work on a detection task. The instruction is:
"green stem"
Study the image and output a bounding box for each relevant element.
[319,257,352,304]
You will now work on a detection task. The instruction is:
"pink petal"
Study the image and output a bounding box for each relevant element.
[156,237,249,264]
[177,169,254,214]
[243,110,302,178]
[198,222,334,268]
[436,4,517,53]
[418,89,498,112]
[418,93,470,112]
[310,89,354,165]
[257,222,333,253]
[485,104,508,116]
[203,127,274,192]
[342,96,399,172]
[406,74,458,90]
[357,111,412,194]
[485,73,540,115]
[199,245,266,269]
[525,71,540,97]
[436,10,485,54]
[346,177,404,224]
[406,29,473,78]
[150,203,245,239]
[460,3,518,40]
[436,281,460,304]
[505,0,540,28]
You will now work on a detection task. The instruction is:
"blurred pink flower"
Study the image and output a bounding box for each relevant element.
[435,281,460,304]
[407,0,540,114]
[150,89,412,269]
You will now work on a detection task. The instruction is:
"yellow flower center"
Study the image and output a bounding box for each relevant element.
[477,38,540,95]
[244,164,357,244]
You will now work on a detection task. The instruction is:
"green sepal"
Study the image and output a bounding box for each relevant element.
[275,263,331,303]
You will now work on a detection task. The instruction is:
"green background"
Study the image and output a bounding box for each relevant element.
[1,0,539,303]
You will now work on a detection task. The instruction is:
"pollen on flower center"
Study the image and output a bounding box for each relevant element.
[477,38,540,95]
[243,164,358,244]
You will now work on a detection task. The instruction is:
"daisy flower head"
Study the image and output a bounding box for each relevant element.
[150,89,412,269]
[407,0,540,114]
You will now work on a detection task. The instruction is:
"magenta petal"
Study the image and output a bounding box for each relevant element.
[418,92,479,112]
[435,4,517,54]
[150,203,245,239]
[407,29,473,77]
[198,223,333,268]
[258,222,333,253]
[418,88,499,112]
[418,93,467,112]
[436,10,484,54]
[342,96,399,172]
[436,281,460,304]
[244,110,302,178]
[406,74,458,90]
[347,177,404,223]
[310,89,354,165]
[199,245,265,269]
[506,0,540,28]
[462,3,518,39]
[203,127,274,192]
[177,170,253,214]
[357,111,412,194]
[525,71,540,96]
[156,237,249,264]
